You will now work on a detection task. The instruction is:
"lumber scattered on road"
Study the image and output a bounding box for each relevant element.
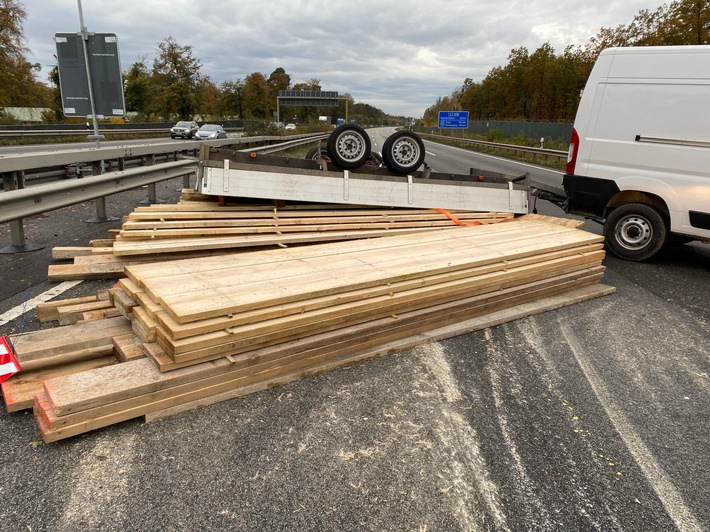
[47,197,514,280]
[2,193,614,443]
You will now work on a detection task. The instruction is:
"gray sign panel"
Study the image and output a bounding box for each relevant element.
[55,32,125,118]
[278,90,339,106]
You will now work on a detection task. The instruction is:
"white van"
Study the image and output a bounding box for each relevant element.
[563,46,710,261]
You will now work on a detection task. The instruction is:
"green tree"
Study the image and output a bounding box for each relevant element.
[152,36,202,119]
[219,79,244,118]
[123,60,153,116]
[242,72,271,119]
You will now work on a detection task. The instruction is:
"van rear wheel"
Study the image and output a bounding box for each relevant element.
[604,203,668,261]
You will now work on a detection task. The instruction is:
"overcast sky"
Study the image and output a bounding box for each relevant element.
[22,0,653,117]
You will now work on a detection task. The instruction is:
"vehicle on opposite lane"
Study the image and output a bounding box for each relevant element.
[170,120,199,139]
[195,124,226,140]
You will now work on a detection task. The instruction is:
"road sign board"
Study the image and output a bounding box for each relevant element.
[278,90,339,106]
[55,32,125,118]
[438,111,469,129]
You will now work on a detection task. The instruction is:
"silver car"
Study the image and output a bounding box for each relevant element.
[195,124,227,140]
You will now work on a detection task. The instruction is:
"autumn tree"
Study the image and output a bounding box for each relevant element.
[267,67,291,101]
[0,0,52,110]
[152,36,202,119]
[195,78,221,117]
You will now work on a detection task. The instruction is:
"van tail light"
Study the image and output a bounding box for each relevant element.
[566,127,579,175]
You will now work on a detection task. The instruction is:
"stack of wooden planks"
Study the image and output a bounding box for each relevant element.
[47,199,514,281]
[17,216,615,442]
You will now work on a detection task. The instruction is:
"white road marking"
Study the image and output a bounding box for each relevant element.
[559,321,704,532]
[0,280,83,326]
[425,151,437,156]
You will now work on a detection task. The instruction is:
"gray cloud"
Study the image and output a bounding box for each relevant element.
[23,0,651,117]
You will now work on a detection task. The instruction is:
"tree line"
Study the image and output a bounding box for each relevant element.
[120,39,392,126]
[0,1,396,126]
[1,0,708,126]
[422,0,709,126]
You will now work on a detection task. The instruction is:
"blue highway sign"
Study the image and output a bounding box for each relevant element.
[438,111,469,129]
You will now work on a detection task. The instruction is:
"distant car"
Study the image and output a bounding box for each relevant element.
[195,124,227,140]
[170,120,199,139]
[285,123,296,131]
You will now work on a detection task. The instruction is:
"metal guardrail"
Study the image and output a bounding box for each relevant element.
[0,128,168,137]
[0,160,196,225]
[246,134,329,154]
[0,133,328,253]
[420,132,567,161]
[0,133,323,175]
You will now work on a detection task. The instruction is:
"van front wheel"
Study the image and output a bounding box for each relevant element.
[604,203,668,261]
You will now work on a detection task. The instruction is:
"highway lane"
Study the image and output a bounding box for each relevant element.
[0,133,708,531]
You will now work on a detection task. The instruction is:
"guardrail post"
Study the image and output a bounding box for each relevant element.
[140,154,166,204]
[85,161,118,223]
[0,171,44,253]
[0,219,45,254]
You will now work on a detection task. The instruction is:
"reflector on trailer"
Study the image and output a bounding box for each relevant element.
[0,336,21,384]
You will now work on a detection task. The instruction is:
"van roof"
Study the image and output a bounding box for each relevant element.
[599,46,710,79]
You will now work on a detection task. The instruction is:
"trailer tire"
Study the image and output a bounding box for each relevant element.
[304,146,329,160]
[326,125,371,169]
[604,203,668,261]
[381,131,426,174]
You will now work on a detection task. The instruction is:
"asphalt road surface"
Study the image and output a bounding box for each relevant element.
[0,135,708,532]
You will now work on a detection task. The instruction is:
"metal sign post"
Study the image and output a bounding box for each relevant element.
[53,0,124,223]
[77,0,101,148]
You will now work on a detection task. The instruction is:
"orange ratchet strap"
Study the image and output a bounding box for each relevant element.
[433,208,512,227]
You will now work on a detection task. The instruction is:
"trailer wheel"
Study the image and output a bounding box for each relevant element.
[381,131,425,174]
[326,125,371,169]
[305,146,330,161]
[604,203,668,261]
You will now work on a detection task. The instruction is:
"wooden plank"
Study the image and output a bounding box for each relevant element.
[78,307,123,322]
[128,220,597,296]
[147,283,616,422]
[57,300,115,325]
[121,218,543,283]
[37,295,98,322]
[112,333,147,362]
[34,281,615,442]
[51,247,95,260]
[1,356,117,412]
[147,265,605,371]
[48,260,128,281]
[161,266,606,366]
[117,221,496,239]
[111,226,433,256]
[155,245,603,340]
[152,230,602,324]
[131,306,157,342]
[18,345,116,373]
[160,254,604,359]
[13,316,132,364]
[42,270,605,417]
[110,288,138,318]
